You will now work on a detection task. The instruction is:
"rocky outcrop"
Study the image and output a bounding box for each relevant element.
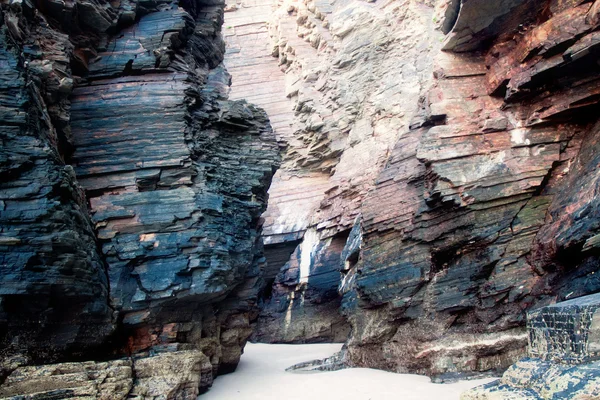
[68,3,279,370]
[4,0,600,393]
[0,359,133,400]
[462,293,600,399]
[254,228,351,342]
[0,14,114,364]
[0,350,211,400]
[0,0,279,395]
[343,0,600,378]
[223,0,444,344]
[219,0,600,378]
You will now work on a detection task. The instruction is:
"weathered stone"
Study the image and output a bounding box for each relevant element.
[238,0,600,379]
[528,293,600,364]
[4,0,600,393]
[0,351,212,400]
[129,351,208,400]
[443,0,547,52]
[0,0,279,394]
[0,24,114,363]
[0,359,133,400]
[253,228,351,343]
[463,295,600,399]
[226,0,446,345]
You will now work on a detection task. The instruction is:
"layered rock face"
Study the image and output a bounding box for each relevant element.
[220,0,600,378]
[0,0,279,396]
[3,0,600,394]
[463,293,600,399]
[344,0,600,377]
[0,15,114,364]
[224,0,444,343]
[0,351,213,399]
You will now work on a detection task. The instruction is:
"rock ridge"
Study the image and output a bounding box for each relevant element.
[0,0,280,396]
[222,0,600,379]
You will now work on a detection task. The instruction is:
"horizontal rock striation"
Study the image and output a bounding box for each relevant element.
[254,228,351,342]
[344,0,600,378]
[3,0,600,392]
[0,0,279,395]
[226,0,444,344]
[223,0,600,378]
[0,350,212,400]
[0,12,114,365]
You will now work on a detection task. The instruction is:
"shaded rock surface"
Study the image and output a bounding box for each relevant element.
[0,14,114,364]
[0,0,279,395]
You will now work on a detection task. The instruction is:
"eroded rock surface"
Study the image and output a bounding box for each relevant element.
[0,0,279,395]
[3,0,600,393]
[0,351,210,400]
[343,0,600,377]
[0,16,114,364]
[221,0,600,378]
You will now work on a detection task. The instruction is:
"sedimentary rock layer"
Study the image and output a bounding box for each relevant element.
[463,293,600,399]
[0,350,213,400]
[229,0,600,377]
[0,20,113,364]
[344,0,600,377]
[0,0,279,395]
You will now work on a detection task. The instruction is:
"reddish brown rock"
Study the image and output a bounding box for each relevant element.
[237,0,600,379]
[342,1,600,378]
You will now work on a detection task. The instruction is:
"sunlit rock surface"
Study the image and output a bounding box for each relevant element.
[224,0,600,378]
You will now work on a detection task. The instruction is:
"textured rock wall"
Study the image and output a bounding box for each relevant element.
[224,0,444,343]
[223,0,600,378]
[344,0,600,378]
[0,0,279,395]
[0,350,213,400]
[4,0,600,393]
[0,8,114,365]
[463,293,600,399]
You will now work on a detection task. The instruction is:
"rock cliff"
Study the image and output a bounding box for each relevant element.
[463,293,600,399]
[0,0,279,396]
[222,0,600,380]
[3,0,600,396]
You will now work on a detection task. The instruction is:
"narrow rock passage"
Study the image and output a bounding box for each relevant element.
[221,0,350,344]
[200,343,495,400]
[223,0,294,144]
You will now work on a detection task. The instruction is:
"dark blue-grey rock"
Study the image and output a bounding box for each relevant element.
[0,29,114,365]
[0,0,279,393]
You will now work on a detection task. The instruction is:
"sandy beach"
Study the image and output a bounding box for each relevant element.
[201,343,496,400]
